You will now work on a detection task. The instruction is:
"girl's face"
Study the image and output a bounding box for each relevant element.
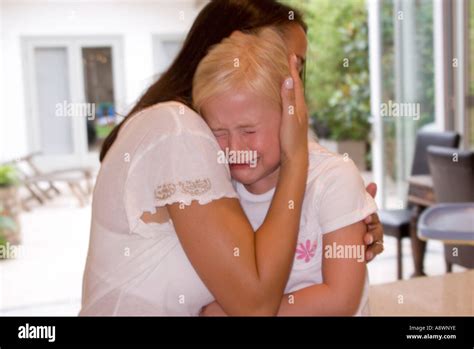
[201,24,307,194]
[202,89,282,194]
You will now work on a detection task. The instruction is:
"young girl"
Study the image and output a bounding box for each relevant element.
[193,28,377,316]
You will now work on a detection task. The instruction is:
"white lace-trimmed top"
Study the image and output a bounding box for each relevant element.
[80,101,238,316]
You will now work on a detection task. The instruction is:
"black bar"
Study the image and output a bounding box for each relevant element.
[0,316,472,347]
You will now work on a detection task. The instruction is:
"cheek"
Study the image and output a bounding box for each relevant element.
[252,130,281,164]
[216,138,227,150]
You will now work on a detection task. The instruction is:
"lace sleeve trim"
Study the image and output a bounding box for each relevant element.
[154,178,212,201]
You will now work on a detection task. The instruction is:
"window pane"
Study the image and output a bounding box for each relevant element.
[34,47,74,155]
[381,0,434,208]
[470,0,474,95]
[82,47,115,152]
[470,0,474,148]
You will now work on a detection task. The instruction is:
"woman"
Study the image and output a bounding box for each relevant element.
[80,0,383,316]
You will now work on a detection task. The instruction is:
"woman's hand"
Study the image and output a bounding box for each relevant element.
[363,182,384,262]
[279,54,309,165]
[200,301,227,317]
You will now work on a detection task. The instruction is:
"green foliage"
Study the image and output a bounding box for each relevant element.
[0,165,20,252]
[0,165,19,187]
[0,213,18,253]
[0,216,17,231]
[95,124,114,139]
[282,0,371,141]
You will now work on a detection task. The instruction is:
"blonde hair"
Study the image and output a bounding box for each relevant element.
[192,27,289,113]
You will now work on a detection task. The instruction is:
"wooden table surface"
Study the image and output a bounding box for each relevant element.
[369,270,474,316]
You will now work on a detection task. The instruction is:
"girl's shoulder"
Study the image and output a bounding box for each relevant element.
[307,141,360,184]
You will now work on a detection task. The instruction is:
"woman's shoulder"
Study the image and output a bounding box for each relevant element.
[119,101,220,164]
[130,101,213,138]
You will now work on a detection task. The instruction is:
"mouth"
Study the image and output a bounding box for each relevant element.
[230,163,252,170]
[229,158,259,170]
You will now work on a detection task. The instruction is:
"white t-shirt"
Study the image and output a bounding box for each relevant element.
[80,101,239,316]
[235,142,377,316]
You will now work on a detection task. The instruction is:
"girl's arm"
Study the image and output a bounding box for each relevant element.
[277,221,367,316]
[200,220,367,317]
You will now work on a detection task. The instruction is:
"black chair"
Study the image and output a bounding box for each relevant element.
[379,130,460,279]
[427,146,474,271]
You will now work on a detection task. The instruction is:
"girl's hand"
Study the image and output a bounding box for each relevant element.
[279,54,309,165]
[363,182,384,262]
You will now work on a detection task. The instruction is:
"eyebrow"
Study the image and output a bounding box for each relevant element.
[238,123,258,129]
[210,123,258,132]
[210,127,227,132]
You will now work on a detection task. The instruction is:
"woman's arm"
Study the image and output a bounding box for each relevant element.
[169,55,309,316]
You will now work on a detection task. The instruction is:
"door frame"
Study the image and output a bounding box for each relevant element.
[152,33,186,77]
[21,35,125,169]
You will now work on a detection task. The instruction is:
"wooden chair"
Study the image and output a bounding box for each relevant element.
[379,130,460,279]
[3,153,94,210]
[427,146,474,271]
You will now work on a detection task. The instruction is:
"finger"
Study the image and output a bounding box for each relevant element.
[367,224,379,231]
[369,212,380,225]
[366,241,384,262]
[364,212,379,225]
[364,232,374,245]
[288,54,306,123]
[365,182,378,198]
[369,219,383,242]
[363,215,373,224]
[281,76,295,119]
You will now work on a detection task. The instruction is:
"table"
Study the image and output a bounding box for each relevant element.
[369,270,474,316]
[407,175,436,277]
[418,203,474,245]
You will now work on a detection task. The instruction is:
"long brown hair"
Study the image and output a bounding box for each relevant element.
[100,0,307,162]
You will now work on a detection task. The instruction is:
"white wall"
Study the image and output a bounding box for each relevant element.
[0,0,202,161]
[0,1,6,161]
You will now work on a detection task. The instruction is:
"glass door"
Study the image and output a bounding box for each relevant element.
[379,0,435,209]
[34,47,74,155]
[23,36,124,168]
[81,47,116,152]
[469,0,474,149]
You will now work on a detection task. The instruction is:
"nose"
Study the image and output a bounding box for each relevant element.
[228,133,246,152]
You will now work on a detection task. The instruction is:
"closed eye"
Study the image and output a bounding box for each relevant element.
[210,128,227,136]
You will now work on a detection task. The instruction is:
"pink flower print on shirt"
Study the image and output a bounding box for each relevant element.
[296,239,317,263]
